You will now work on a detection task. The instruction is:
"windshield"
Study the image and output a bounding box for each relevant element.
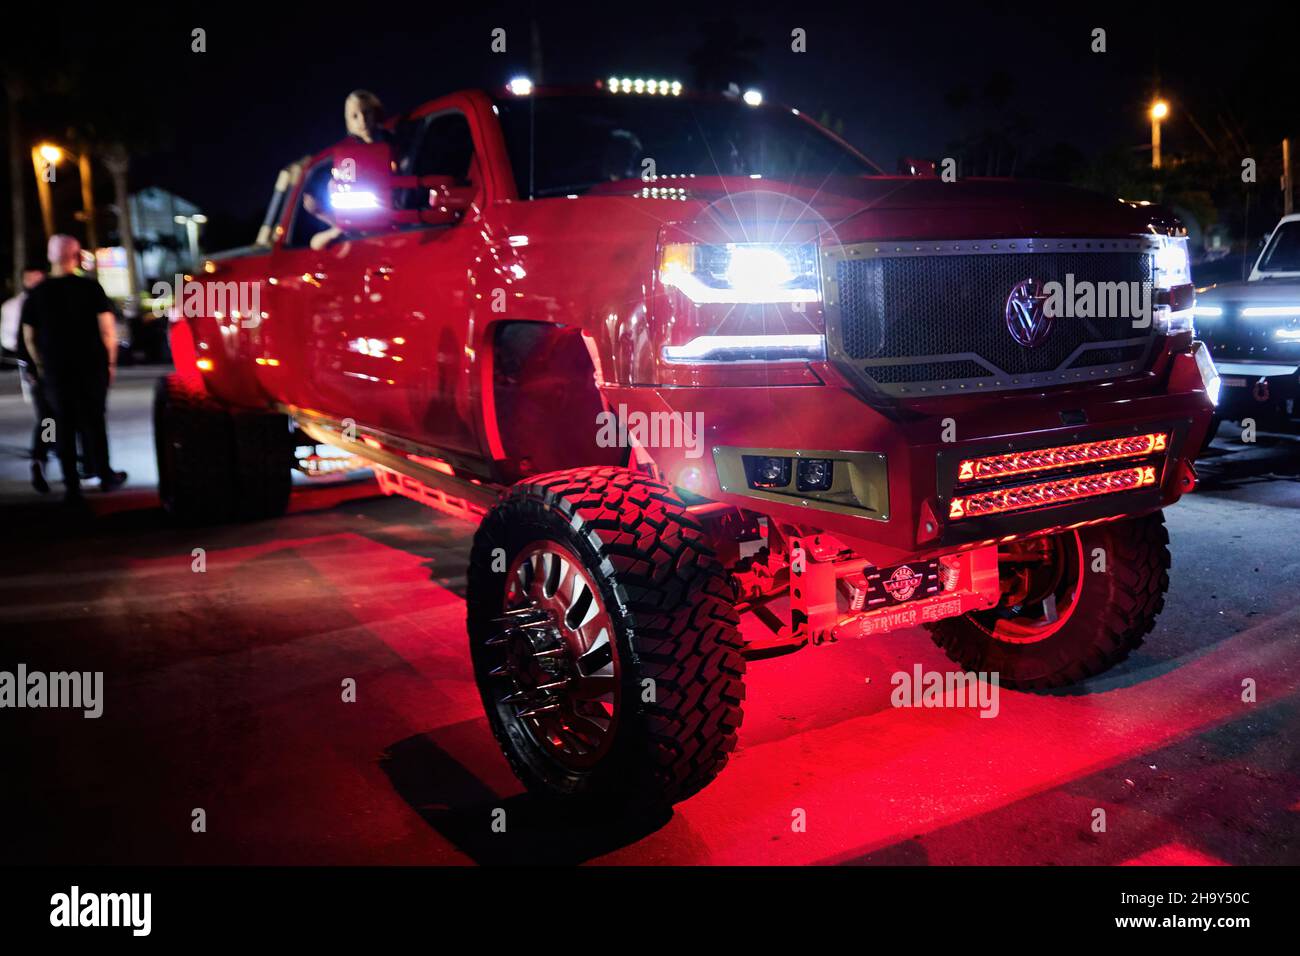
[1258,221,1300,273]
[493,94,880,198]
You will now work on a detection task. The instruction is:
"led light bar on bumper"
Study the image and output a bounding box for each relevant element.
[938,424,1180,531]
[948,465,1159,520]
[956,432,1168,483]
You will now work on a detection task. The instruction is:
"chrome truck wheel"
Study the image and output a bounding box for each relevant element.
[466,467,745,807]
[490,542,621,770]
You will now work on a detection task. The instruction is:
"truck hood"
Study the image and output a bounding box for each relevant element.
[598,175,1178,240]
[1198,277,1300,305]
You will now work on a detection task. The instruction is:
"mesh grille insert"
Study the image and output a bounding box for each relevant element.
[831,249,1155,390]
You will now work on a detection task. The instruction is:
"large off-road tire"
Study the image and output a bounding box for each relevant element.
[926,511,1170,690]
[229,408,293,521]
[466,466,746,809]
[153,374,292,523]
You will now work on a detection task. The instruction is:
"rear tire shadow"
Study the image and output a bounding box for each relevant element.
[379,732,670,864]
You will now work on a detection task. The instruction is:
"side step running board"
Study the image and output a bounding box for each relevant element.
[288,409,502,514]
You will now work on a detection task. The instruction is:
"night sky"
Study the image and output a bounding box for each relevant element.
[3,1,1294,252]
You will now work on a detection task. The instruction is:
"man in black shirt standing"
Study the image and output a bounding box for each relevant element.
[20,234,127,502]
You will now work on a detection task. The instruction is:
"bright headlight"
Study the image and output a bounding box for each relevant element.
[660,242,820,304]
[1152,235,1194,335]
[725,245,794,290]
[1153,235,1192,289]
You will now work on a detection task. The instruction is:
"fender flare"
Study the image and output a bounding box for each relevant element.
[167,318,207,393]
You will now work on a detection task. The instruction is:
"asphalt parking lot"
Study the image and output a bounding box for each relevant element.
[1,367,1297,865]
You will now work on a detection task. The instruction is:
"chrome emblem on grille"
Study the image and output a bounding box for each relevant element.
[1004,278,1053,348]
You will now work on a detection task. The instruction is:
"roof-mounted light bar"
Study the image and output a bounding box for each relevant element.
[605,76,682,95]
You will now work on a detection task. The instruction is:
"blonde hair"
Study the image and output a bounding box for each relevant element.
[345,90,385,122]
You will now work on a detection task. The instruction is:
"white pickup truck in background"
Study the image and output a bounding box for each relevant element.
[1195,214,1300,438]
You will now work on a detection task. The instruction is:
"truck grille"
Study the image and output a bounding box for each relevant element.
[1203,308,1300,361]
[822,238,1158,396]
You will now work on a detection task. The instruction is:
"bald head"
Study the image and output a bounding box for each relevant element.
[47,234,82,274]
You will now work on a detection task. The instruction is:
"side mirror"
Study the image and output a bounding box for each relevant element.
[418,175,476,226]
[328,141,397,231]
[328,142,475,231]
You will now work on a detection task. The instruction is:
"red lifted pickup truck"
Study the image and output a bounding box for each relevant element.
[156,79,1218,807]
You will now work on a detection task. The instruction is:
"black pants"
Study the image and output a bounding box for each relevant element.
[45,370,111,491]
[22,365,55,464]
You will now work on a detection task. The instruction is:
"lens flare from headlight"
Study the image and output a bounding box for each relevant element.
[659,241,820,304]
[724,245,795,293]
[1154,235,1192,288]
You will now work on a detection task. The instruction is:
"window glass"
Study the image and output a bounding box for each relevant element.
[1259,222,1300,272]
[493,94,879,199]
[395,112,476,213]
[286,161,335,249]
[406,113,474,180]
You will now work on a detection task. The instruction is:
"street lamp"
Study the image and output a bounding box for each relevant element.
[30,141,99,249]
[32,143,62,240]
[1150,99,1169,170]
[174,213,208,266]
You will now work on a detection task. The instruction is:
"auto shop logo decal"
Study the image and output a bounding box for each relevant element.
[1004,277,1054,348]
[884,565,922,602]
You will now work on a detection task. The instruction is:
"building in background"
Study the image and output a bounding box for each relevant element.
[94,187,205,365]
[129,187,205,282]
